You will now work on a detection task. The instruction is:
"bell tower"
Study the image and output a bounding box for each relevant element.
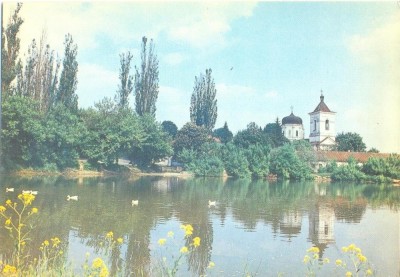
[309,91,336,150]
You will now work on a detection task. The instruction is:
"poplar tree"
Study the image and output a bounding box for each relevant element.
[116,51,133,109]
[1,3,23,97]
[190,68,217,131]
[134,36,159,116]
[57,33,78,112]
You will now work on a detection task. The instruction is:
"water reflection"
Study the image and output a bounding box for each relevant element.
[0,175,399,276]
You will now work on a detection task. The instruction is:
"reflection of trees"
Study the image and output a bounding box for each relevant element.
[1,175,399,275]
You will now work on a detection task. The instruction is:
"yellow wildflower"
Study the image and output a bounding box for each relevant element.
[106,231,113,239]
[43,240,50,246]
[348,244,356,251]
[355,247,361,253]
[303,255,310,264]
[366,269,373,276]
[167,231,174,238]
[92,257,105,269]
[2,264,17,273]
[117,237,123,244]
[345,271,352,277]
[357,253,367,262]
[307,246,320,253]
[0,205,6,212]
[31,207,38,214]
[51,237,61,247]
[180,224,194,237]
[192,237,201,247]
[342,246,349,253]
[18,193,35,206]
[158,238,167,246]
[5,218,11,226]
[208,261,215,268]
[5,200,12,206]
[335,259,343,266]
[180,246,189,253]
[59,250,64,255]
[100,266,109,277]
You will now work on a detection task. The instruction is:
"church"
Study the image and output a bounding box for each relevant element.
[282,92,336,150]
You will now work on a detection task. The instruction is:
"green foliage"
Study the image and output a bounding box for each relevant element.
[174,122,211,156]
[189,155,224,177]
[221,143,251,178]
[362,154,400,179]
[331,157,366,182]
[336,132,366,152]
[161,120,178,138]
[56,34,78,112]
[212,121,233,144]
[80,98,144,166]
[244,144,270,178]
[135,36,159,117]
[367,147,379,153]
[1,3,24,96]
[190,68,217,131]
[129,114,173,166]
[292,140,317,167]
[269,144,312,179]
[116,51,133,108]
[1,96,45,169]
[42,104,84,169]
[234,122,271,149]
[263,118,289,147]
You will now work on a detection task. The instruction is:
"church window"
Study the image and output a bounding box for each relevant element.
[296,130,298,137]
[325,119,329,130]
[313,120,316,131]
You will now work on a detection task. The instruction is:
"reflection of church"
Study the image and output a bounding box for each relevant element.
[281,91,336,150]
[308,203,335,256]
[280,210,302,240]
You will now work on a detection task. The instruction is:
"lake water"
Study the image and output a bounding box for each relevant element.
[0,175,399,276]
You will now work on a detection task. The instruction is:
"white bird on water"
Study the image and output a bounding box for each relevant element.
[208,200,216,207]
[132,200,139,206]
[6,188,14,192]
[22,190,38,195]
[67,195,78,201]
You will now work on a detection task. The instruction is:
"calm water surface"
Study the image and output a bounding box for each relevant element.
[0,176,399,276]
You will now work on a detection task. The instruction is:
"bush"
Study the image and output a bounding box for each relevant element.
[331,158,366,182]
[362,154,400,179]
[221,144,251,178]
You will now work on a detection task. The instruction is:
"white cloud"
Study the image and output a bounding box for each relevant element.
[77,63,119,108]
[346,13,400,153]
[163,52,186,66]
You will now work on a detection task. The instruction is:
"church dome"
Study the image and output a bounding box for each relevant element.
[282,112,303,125]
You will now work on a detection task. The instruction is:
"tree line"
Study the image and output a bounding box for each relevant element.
[1,4,390,181]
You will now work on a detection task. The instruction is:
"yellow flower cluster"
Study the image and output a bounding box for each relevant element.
[18,193,35,206]
[117,237,123,244]
[192,237,201,248]
[180,246,188,253]
[158,238,166,246]
[208,261,215,269]
[180,224,194,237]
[307,246,320,253]
[2,264,17,274]
[92,257,109,277]
[106,231,113,239]
[51,237,61,248]
[31,207,38,214]
[335,259,343,266]
[0,206,6,213]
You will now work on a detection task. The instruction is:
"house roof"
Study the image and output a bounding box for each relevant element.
[316,151,392,163]
[311,95,334,113]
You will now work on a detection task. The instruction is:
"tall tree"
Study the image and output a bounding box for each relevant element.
[190,68,217,131]
[134,36,159,116]
[213,122,233,144]
[116,51,133,109]
[336,132,366,152]
[263,118,289,147]
[57,33,78,112]
[1,3,23,97]
[161,120,178,138]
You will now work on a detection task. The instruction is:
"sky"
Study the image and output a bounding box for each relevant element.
[3,1,400,153]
